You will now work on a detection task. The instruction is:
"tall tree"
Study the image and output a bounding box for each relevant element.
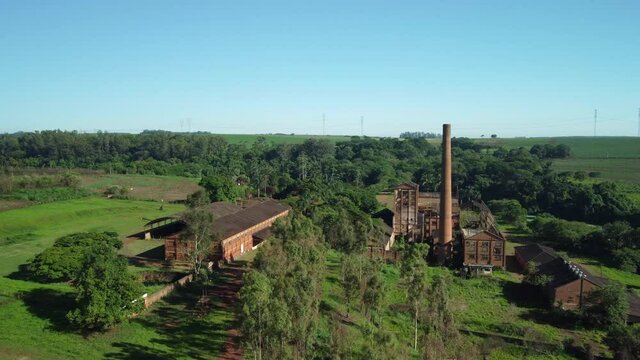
[180,207,215,277]
[400,244,429,350]
[67,241,142,330]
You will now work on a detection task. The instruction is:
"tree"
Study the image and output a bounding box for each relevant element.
[185,189,209,208]
[400,244,429,350]
[180,207,215,277]
[28,232,122,282]
[582,282,629,329]
[341,254,363,318]
[239,271,273,360]
[67,242,142,330]
[200,175,244,202]
[606,324,640,360]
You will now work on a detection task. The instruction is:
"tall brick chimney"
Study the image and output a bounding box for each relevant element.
[438,123,452,263]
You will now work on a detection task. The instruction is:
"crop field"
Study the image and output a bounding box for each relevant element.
[80,174,202,202]
[475,137,640,159]
[551,158,640,185]
[218,133,354,145]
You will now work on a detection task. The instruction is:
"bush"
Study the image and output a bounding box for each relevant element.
[28,232,122,282]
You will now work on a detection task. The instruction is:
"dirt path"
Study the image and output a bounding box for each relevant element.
[211,263,246,360]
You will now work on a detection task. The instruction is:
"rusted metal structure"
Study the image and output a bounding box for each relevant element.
[143,199,290,263]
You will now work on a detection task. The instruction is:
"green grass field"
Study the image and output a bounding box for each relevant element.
[0,197,239,359]
[80,174,202,202]
[0,197,183,276]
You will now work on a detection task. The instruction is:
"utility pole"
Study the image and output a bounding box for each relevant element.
[360,116,364,137]
[322,113,326,136]
[593,109,598,137]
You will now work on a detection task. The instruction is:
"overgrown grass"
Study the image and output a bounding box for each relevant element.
[319,250,608,359]
[80,173,201,202]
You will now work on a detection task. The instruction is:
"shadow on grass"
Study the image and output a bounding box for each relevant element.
[6,263,32,281]
[136,245,165,260]
[20,287,76,333]
[502,282,548,309]
[105,342,175,360]
[107,266,244,360]
[501,281,584,330]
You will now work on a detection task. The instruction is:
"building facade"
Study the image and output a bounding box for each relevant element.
[144,199,290,263]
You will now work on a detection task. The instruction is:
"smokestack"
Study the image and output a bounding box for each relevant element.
[438,124,452,262]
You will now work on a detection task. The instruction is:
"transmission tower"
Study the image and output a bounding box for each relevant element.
[593,109,598,137]
[322,114,326,136]
[360,116,364,137]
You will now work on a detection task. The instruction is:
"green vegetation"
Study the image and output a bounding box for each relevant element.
[552,158,640,185]
[475,137,640,159]
[28,232,122,282]
[218,133,353,145]
[0,197,183,277]
[67,240,143,330]
[80,173,201,201]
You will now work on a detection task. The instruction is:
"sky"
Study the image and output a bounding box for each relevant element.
[1,0,639,137]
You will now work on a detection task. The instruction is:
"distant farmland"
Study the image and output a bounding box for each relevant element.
[218,133,353,145]
[475,136,640,159]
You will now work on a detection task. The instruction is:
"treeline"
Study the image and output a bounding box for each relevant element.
[532,216,640,274]
[1,130,637,226]
[399,131,439,139]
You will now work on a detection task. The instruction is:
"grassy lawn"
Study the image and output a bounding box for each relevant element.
[80,174,202,202]
[0,196,245,359]
[320,250,607,359]
[0,278,232,360]
[0,197,183,277]
[571,256,640,294]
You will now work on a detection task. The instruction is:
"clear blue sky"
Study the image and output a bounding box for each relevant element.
[1,0,639,137]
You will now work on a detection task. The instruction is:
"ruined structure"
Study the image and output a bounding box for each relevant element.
[461,201,506,273]
[515,243,640,322]
[143,199,290,263]
[375,184,459,244]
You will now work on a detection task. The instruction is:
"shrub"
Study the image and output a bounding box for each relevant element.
[28,232,122,282]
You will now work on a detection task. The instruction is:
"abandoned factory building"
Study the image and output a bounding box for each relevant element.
[515,243,640,322]
[375,181,460,243]
[143,199,290,262]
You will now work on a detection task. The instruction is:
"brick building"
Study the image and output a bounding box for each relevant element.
[375,182,460,242]
[515,243,640,321]
[143,199,290,263]
[462,229,506,271]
